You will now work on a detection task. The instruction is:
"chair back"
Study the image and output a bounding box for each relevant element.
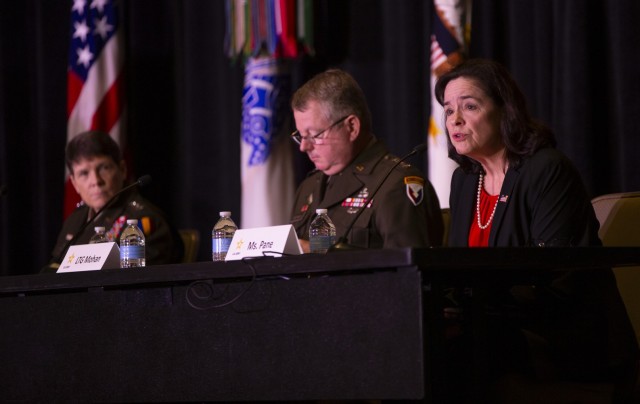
[592,191,640,404]
[592,192,640,346]
[592,191,640,246]
[179,228,200,263]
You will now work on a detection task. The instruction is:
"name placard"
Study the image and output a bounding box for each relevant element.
[57,242,120,273]
[226,224,303,261]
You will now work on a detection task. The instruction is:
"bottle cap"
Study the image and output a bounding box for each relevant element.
[316,208,328,214]
[94,226,105,233]
[126,219,138,225]
[219,211,232,217]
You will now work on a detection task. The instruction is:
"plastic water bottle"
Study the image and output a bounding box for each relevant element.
[212,211,237,261]
[89,226,108,244]
[309,208,336,254]
[120,219,146,268]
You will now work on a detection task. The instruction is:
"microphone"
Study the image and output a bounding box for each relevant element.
[329,143,428,251]
[52,175,152,265]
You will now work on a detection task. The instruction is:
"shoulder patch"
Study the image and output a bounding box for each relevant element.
[404,176,424,206]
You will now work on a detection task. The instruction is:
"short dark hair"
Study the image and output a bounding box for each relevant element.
[291,69,373,134]
[66,131,123,173]
[435,58,556,173]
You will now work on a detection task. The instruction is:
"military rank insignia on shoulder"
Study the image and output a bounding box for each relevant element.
[385,154,411,169]
[404,176,424,206]
[129,200,145,211]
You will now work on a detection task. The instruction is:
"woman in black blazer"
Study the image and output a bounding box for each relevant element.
[434,59,638,399]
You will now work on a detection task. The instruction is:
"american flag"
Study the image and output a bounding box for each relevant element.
[65,0,125,217]
[428,0,470,208]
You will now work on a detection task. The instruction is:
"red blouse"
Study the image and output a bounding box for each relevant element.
[468,187,499,247]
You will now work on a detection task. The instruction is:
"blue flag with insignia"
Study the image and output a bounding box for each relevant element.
[240,56,295,228]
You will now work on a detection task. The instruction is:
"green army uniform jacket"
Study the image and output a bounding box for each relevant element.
[47,188,183,271]
[291,140,444,249]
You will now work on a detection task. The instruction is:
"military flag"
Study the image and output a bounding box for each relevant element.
[240,57,295,228]
[225,0,313,228]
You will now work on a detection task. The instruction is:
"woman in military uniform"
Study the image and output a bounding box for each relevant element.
[45,131,183,272]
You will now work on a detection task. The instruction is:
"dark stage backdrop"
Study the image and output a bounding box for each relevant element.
[1,0,639,275]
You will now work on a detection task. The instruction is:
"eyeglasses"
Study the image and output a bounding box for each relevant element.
[290,115,350,145]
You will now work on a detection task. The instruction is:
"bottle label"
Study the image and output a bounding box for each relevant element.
[213,238,232,253]
[310,235,335,253]
[120,245,144,259]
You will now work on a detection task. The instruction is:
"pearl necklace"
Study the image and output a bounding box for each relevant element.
[476,173,499,230]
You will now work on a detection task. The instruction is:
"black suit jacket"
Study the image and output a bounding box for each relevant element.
[449,147,600,247]
[448,147,638,381]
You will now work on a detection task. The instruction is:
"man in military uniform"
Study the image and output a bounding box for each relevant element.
[44,131,183,272]
[290,69,443,252]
